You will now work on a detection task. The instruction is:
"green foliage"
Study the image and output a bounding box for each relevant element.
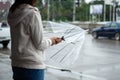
[35,0,113,22]
[36,0,47,20]
[49,0,73,21]
[36,0,73,21]
[76,2,89,21]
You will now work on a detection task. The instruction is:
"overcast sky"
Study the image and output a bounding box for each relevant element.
[85,0,94,3]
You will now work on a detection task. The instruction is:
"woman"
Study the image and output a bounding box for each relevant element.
[7,0,62,80]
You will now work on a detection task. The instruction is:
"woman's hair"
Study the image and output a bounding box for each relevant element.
[10,0,37,12]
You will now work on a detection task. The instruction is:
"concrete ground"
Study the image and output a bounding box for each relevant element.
[0,34,120,80]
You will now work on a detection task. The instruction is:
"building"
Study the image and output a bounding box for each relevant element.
[105,0,120,5]
[0,0,11,21]
[0,2,10,10]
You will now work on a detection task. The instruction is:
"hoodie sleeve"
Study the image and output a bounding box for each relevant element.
[29,10,52,51]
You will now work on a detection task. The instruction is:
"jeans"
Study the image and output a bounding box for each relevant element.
[12,67,44,80]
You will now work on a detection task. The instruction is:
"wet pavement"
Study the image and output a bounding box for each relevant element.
[71,35,120,80]
[0,34,120,80]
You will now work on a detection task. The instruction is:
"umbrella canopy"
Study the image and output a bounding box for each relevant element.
[44,21,86,68]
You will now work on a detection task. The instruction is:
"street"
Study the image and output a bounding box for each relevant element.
[0,34,120,80]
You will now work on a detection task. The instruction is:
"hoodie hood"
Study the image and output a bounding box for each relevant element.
[7,4,37,27]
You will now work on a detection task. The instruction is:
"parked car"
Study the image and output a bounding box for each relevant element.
[92,22,120,40]
[0,22,10,48]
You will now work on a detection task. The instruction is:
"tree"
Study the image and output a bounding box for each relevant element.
[36,0,89,21]
[76,2,89,21]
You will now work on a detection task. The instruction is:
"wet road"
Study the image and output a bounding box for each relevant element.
[0,34,120,80]
[72,35,120,80]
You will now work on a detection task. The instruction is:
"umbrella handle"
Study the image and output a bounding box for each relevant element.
[61,36,65,41]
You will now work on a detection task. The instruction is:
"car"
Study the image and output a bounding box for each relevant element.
[92,22,120,40]
[0,22,10,48]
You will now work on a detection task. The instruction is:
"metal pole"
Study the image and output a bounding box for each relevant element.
[73,0,76,21]
[47,0,50,21]
[103,1,106,21]
[51,0,55,21]
[110,5,112,21]
[112,0,118,22]
[98,14,100,21]
[113,2,115,21]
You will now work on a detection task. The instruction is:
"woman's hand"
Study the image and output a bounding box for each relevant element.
[50,37,62,45]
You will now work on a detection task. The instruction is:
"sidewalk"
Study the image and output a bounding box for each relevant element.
[0,53,12,80]
[0,53,75,80]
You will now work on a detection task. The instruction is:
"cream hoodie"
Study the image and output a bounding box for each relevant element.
[7,4,52,69]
